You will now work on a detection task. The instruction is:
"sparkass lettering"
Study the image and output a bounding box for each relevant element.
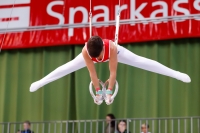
[47,0,200,36]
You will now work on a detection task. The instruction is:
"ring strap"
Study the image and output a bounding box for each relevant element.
[106,90,113,95]
[96,90,103,95]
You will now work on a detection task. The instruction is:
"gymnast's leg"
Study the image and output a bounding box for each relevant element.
[30,53,87,92]
[117,46,191,83]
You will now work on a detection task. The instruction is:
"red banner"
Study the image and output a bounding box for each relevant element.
[0,0,200,49]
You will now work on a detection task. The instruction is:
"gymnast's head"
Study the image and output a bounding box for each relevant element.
[87,36,103,58]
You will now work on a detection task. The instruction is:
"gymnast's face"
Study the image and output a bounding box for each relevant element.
[106,116,111,124]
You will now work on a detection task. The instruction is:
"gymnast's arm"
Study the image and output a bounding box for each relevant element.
[108,41,118,90]
[82,47,100,89]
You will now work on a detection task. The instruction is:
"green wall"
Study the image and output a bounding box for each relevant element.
[0,38,199,122]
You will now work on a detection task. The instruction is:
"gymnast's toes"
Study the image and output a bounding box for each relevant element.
[176,71,191,83]
[30,81,41,92]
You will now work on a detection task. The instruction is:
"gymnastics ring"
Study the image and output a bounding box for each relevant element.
[89,80,119,105]
[89,80,104,105]
[104,80,119,101]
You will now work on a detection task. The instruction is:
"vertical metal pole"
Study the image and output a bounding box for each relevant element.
[37,124,39,133]
[191,117,193,133]
[48,123,50,133]
[133,120,135,133]
[72,121,74,133]
[42,123,44,133]
[78,121,80,133]
[127,119,129,133]
[172,119,174,133]
[165,120,167,133]
[2,124,4,133]
[90,121,92,133]
[178,119,180,133]
[184,119,186,133]
[102,121,105,133]
[66,121,68,133]
[96,121,98,133]
[54,122,56,133]
[152,120,154,133]
[159,119,161,133]
[60,121,62,133]
[7,123,10,133]
[14,123,16,133]
[146,120,148,133]
[140,120,141,133]
[198,118,199,133]
[84,121,86,133]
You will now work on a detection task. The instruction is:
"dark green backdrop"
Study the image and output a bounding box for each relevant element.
[0,38,199,122]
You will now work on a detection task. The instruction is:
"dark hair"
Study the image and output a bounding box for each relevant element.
[87,36,103,57]
[106,114,116,128]
[23,120,31,125]
[118,120,127,124]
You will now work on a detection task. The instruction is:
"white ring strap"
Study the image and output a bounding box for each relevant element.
[89,0,92,38]
[114,0,121,46]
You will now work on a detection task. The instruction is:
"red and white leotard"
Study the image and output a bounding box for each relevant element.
[86,39,110,63]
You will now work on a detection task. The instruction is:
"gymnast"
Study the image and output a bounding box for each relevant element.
[30,35,191,105]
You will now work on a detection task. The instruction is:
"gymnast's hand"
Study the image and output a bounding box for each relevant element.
[104,79,112,102]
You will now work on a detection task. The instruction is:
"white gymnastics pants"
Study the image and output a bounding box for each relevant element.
[30,46,190,92]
